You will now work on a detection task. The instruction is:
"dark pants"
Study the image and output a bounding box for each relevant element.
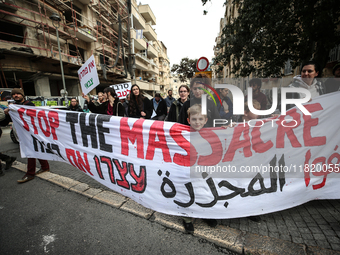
[0,153,11,161]
[26,158,49,176]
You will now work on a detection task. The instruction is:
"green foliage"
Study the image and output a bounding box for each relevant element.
[205,0,340,77]
[171,57,198,83]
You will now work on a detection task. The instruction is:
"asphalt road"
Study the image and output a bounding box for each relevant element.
[0,163,238,255]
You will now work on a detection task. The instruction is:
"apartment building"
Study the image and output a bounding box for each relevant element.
[0,0,171,101]
[130,0,171,97]
[0,0,131,100]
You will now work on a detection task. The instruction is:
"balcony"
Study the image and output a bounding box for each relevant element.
[78,0,91,4]
[131,29,147,50]
[144,24,157,42]
[135,54,148,70]
[147,63,159,75]
[138,5,156,25]
[67,26,97,43]
[136,79,160,91]
[147,44,158,59]
[132,4,145,29]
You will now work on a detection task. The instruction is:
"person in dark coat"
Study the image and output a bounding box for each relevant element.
[66,98,83,112]
[4,88,49,183]
[151,93,167,120]
[82,87,124,117]
[128,84,152,119]
[214,87,233,121]
[167,85,190,122]
[178,74,221,127]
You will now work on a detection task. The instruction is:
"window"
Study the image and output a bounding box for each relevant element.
[100,54,109,65]
[0,21,24,43]
[69,44,85,61]
[65,4,82,27]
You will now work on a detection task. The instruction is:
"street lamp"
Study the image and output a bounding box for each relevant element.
[50,13,68,106]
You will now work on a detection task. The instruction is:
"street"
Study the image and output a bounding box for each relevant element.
[0,164,234,255]
[0,126,238,254]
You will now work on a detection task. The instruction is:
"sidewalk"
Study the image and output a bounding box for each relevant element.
[1,126,340,254]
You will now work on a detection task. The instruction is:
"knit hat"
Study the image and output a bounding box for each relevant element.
[11,88,25,97]
[333,63,340,75]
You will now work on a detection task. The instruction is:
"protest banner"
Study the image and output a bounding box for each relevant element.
[78,55,100,95]
[9,92,340,219]
[110,82,131,99]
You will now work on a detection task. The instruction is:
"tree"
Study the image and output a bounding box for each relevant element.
[203,0,340,77]
[171,57,198,82]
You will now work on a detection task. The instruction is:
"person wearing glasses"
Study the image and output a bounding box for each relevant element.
[178,74,221,127]
[66,98,83,112]
[166,85,190,122]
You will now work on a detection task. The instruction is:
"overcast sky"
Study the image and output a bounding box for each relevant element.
[140,0,226,67]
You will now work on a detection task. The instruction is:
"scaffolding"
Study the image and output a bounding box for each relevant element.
[91,0,130,78]
[0,0,131,87]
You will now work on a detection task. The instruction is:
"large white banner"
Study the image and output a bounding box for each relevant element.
[78,55,100,95]
[9,92,340,219]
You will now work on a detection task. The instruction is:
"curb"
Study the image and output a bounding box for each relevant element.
[12,162,340,255]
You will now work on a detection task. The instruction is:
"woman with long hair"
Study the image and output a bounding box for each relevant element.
[128,84,152,119]
[82,86,124,116]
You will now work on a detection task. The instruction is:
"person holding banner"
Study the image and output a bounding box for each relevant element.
[4,88,50,183]
[151,93,167,121]
[66,98,83,112]
[181,104,218,233]
[178,74,220,127]
[286,61,326,110]
[128,84,152,119]
[166,85,190,122]
[82,87,124,117]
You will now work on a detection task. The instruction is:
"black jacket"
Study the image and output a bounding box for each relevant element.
[88,100,125,117]
[167,98,185,122]
[153,98,167,118]
[66,104,83,112]
[128,97,152,119]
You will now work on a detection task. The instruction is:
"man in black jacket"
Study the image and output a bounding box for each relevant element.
[151,93,167,120]
[4,88,50,183]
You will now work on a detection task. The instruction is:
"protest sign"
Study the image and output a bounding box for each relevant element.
[78,55,100,95]
[110,82,131,99]
[9,92,340,219]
